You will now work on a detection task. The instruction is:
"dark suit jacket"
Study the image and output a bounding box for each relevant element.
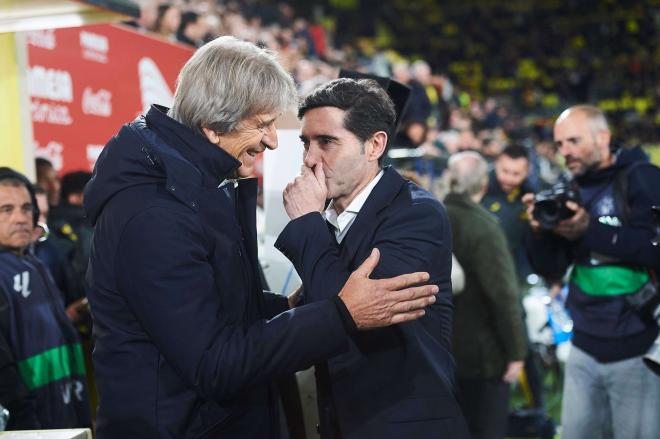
[276,167,470,438]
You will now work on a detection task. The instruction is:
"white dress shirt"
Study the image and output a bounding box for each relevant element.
[324,170,384,244]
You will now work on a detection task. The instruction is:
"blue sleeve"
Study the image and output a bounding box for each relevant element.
[114,207,349,403]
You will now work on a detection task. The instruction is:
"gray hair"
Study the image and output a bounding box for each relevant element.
[446,151,488,196]
[169,36,297,135]
[557,104,609,137]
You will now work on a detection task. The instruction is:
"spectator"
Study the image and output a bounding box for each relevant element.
[444,151,527,439]
[0,167,90,430]
[48,171,93,312]
[35,158,60,207]
[524,105,660,439]
[152,3,181,41]
[481,144,534,281]
[176,11,207,48]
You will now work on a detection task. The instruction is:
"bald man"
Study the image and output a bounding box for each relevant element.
[524,105,660,439]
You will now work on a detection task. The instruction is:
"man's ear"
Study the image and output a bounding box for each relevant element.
[366,131,388,163]
[597,129,611,153]
[202,127,220,144]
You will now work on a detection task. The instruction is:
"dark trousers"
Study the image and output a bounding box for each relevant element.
[458,378,510,439]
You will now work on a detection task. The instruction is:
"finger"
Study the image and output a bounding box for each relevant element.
[390,294,436,314]
[313,163,326,190]
[381,271,431,290]
[521,193,535,205]
[389,309,426,325]
[389,284,438,303]
[353,248,380,278]
[565,201,580,212]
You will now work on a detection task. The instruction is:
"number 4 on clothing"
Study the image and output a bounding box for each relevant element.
[13,271,31,298]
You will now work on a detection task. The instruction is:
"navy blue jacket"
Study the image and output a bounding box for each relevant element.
[275,168,469,438]
[84,105,352,438]
[0,251,90,430]
[527,146,660,361]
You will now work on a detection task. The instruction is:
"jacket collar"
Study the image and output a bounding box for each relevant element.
[339,166,405,260]
[145,105,241,187]
[444,192,478,208]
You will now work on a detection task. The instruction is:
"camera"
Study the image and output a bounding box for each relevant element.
[533,182,580,230]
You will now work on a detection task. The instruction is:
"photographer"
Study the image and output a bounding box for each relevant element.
[523,105,660,439]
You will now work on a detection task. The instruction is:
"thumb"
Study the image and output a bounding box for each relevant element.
[354,248,380,279]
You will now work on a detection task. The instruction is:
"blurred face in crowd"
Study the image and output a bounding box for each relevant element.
[495,154,529,194]
[554,110,611,177]
[0,183,34,254]
[36,164,60,206]
[186,16,208,41]
[300,106,383,213]
[203,112,279,178]
[161,6,181,34]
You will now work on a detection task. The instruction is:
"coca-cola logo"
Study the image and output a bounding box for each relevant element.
[82,87,112,117]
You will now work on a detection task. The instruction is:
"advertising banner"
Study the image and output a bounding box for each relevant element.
[26,24,194,173]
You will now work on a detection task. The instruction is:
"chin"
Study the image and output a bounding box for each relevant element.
[237,166,254,178]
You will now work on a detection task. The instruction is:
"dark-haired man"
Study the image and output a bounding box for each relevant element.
[482,144,534,281]
[275,78,468,438]
[48,171,93,313]
[0,167,90,430]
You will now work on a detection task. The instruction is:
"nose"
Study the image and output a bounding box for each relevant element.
[558,142,571,159]
[12,208,31,225]
[262,124,278,151]
[303,145,320,168]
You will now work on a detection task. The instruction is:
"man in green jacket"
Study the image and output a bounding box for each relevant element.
[444,151,528,439]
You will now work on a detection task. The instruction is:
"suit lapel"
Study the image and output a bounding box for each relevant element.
[340,167,406,265]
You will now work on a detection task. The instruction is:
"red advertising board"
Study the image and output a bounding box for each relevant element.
[26,24,194,174]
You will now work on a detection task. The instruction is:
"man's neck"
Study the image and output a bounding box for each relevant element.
[333,168,381,215]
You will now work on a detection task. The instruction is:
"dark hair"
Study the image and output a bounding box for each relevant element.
[154,3,176,33]
[298,78,396,166]
[60,171,92,203]
[35,157,53,169]
[499,144,529,161]
[0,167,39,226]
[178,11,200,32]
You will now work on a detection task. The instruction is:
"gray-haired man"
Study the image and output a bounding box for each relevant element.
[444,151,527,439]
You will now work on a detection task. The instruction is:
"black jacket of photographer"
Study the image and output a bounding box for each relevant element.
[527,145,660,362]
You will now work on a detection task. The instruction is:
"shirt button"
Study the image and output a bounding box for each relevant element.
[169,185,176,192]
[191,201,198,208]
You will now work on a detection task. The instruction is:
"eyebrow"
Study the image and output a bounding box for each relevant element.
[299,134,340,142]
[259,115,279,126]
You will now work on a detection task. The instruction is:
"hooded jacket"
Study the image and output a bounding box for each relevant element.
[84,105,351,438]
[527,146,660,362]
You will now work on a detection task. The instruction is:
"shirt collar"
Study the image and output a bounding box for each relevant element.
[324,170,384,233]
